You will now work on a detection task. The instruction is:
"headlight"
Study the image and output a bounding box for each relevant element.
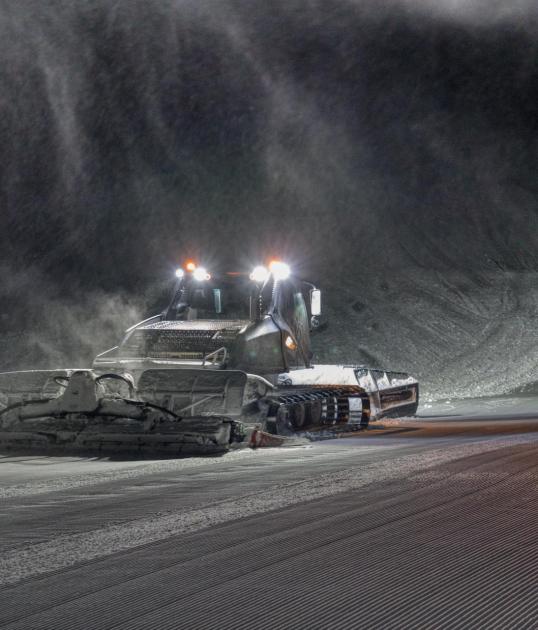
[269,261,291,280]
[193,266,211,281]
[250,265,269,283]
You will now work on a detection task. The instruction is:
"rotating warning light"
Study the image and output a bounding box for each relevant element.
[193,266,211,281]
[269,261,291,280]
[250,265,269,283]
[185,261,196,272]
[175,268,185,279]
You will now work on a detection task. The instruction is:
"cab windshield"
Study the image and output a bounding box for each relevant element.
[171,276,255,321]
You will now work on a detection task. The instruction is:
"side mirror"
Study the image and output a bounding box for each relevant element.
[310,289,321,316]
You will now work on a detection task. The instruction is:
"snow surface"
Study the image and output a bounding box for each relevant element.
[313,271,538,400]
[2,432,537,586]
[417,394,538,420]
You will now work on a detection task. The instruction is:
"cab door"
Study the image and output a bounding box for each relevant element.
[273,279,312,370]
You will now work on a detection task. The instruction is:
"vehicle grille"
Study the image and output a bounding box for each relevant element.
[120,328,240,360]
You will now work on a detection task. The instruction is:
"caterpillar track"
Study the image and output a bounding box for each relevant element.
[267,387,368,434]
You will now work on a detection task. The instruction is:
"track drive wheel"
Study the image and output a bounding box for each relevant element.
[276,406,294,435]
[290,403,306,429]
[305,400,322,427]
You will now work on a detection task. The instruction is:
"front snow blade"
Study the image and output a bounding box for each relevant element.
[137,368,247,418]
[0,415,234,457]
[0,369,236,457]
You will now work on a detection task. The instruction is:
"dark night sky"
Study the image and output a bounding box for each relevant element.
[0,0,537,395]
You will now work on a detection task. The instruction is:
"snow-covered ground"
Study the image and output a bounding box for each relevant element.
[417,395,538,420]
[314,270,538,400]
[2,427,537,587]
[1,419,538,629]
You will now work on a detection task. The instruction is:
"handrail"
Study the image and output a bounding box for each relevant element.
[202,346,228,368]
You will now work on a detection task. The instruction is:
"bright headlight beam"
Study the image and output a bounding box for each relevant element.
[269,261,291,280]
[250,265,269,283]
[193,266,211,281]
[175,268,185,279]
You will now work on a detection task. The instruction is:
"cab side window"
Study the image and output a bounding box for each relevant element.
[279,282,296,325]
[293,291,309,337]
[279,282,308,338]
